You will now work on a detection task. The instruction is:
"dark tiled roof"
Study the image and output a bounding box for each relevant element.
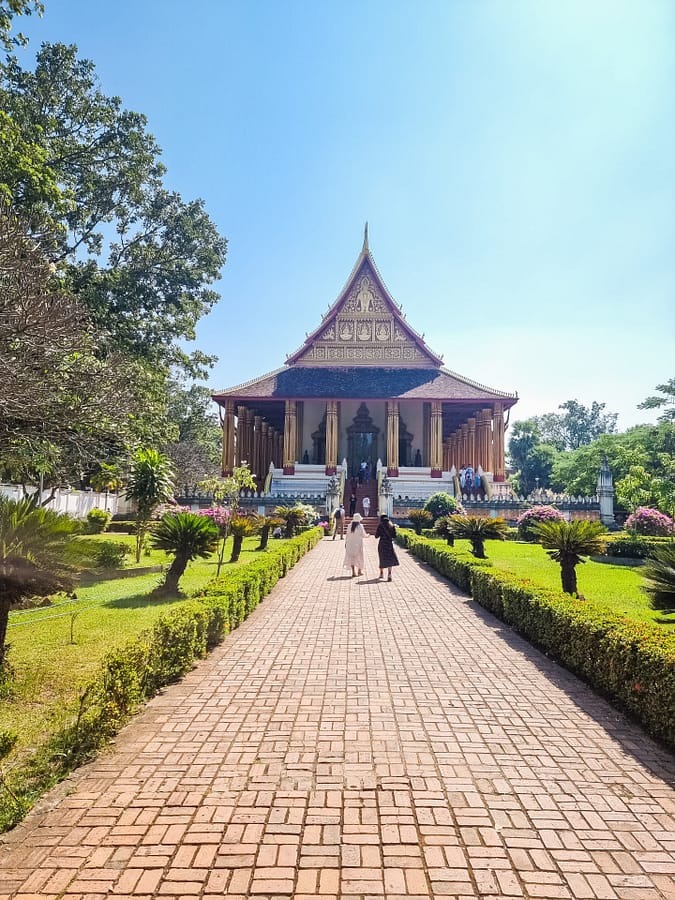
[214,367,517,403]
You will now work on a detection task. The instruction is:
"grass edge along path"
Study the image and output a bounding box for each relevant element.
[0,527,323,832]
[396,531,675,750]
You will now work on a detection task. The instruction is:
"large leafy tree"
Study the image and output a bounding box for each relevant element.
[166,381,221,487]
[0,200,165,489]
[533,400,618,451]
[0,42,227,377]
[638,378,675,424]
[507,420,557,496]
[0,0,42,52]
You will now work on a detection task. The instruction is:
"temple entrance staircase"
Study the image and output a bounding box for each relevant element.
[343,480,379,534]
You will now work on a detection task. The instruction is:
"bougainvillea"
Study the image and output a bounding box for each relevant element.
[516,505,565,541]
[625,507,674,537]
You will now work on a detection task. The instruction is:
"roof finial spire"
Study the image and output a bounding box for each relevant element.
[362,221,369,253]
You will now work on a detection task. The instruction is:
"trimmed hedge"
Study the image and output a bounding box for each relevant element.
[1,527,323,831]
[603,534,672,560]
[396,530,675,748]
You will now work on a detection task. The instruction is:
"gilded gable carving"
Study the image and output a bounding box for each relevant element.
[294,262,436,367]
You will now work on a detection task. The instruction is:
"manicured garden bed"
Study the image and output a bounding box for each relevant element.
[0,528,322,831]
[396,531,675,749]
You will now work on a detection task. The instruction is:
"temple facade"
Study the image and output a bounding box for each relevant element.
[213,231,518,509]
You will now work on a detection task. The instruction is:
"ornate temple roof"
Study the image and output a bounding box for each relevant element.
[213,365,517,404]
[213,229,518,406]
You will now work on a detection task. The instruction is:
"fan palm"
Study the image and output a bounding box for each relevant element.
[641,542,675,613]
[448,515,509,558]
[125,449,174,562]
[0,497,78,666]
[274,505,306,538]
[407,509,433,534]
[229,515,259,562]
[258,516,284,551]
[531,519,607,596]
[151,512,219,595]
[433,515,455,546]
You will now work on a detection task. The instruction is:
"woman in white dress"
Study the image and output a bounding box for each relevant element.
[343,513,367,577]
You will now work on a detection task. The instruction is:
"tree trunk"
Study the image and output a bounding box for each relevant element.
[0,597,11,669]
[446,534,455,546]
[258,525,270,550]
[560,562,578,595]
[471,538,486,558]
[230,535,243,562]
[161,553,188,595]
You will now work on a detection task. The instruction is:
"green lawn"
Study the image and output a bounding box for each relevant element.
[1,533,263,766]
[448,538,673,628]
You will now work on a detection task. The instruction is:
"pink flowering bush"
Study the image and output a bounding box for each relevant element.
[198,507,231,533]
[625,507,674,537]
[516,505,565,541]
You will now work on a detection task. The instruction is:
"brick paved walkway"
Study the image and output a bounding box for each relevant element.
[1,537,674,900]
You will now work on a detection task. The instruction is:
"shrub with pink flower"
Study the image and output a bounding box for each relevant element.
[516,505,565,541]
[198,506,231,533]
[625,507,674,537]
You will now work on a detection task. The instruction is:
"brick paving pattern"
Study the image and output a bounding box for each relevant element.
[1,536,674,900]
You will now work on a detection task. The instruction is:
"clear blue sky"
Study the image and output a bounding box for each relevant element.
[17,0,675,429]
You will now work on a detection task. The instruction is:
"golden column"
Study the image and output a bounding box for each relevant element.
[283,400,297,474]
[245,409,254,470]
[276,432,283,469]
[459,423,469,469]
[386,401,400,476]
[493,402,505,481]
[430,400,443,477]
[252,416,262,485]
[467,417,477,471]
[236,406,247,467]
[480,408,493,473]
[221,398,235,476]
[261,422,270,477]
[325,400,338,475]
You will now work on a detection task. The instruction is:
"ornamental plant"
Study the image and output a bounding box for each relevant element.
[198,507,231,575]
[151,512,219,595]
[531,519,607,596]
[625,507,674,537]
[516,505,565,541]
[407,509,433,534]
[423,492,464,521]
[641,543,675,613]
[448,515,509,558]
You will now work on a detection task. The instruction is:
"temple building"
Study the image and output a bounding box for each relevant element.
[213,229,518,508]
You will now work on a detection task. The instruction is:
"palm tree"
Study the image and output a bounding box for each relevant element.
[448,515,509,559]
[407,509,433,534]
[0,497,78,667]
[641,542,675,613]
[258,516,284,551]
[125,449,174,562]
[531,519,607,595]
[274,505,306,538]
[433,515,455,546]
[229,515,259,562]
[151,511,219,595]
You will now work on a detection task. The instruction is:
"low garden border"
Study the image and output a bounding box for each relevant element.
[0,527,323,831]
[396,530,675,749]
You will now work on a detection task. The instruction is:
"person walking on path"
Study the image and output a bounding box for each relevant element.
[348,493,357,516]
[343,513,366,577]
[362,495,371,517]
[375,513,399,581]
[332,504,345,540]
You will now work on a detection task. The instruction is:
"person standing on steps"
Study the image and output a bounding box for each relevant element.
[375,513,399,581]
[349,493,357,516]
[332,503,345,540]
[362,495,371,518]
[343,513,367,577]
